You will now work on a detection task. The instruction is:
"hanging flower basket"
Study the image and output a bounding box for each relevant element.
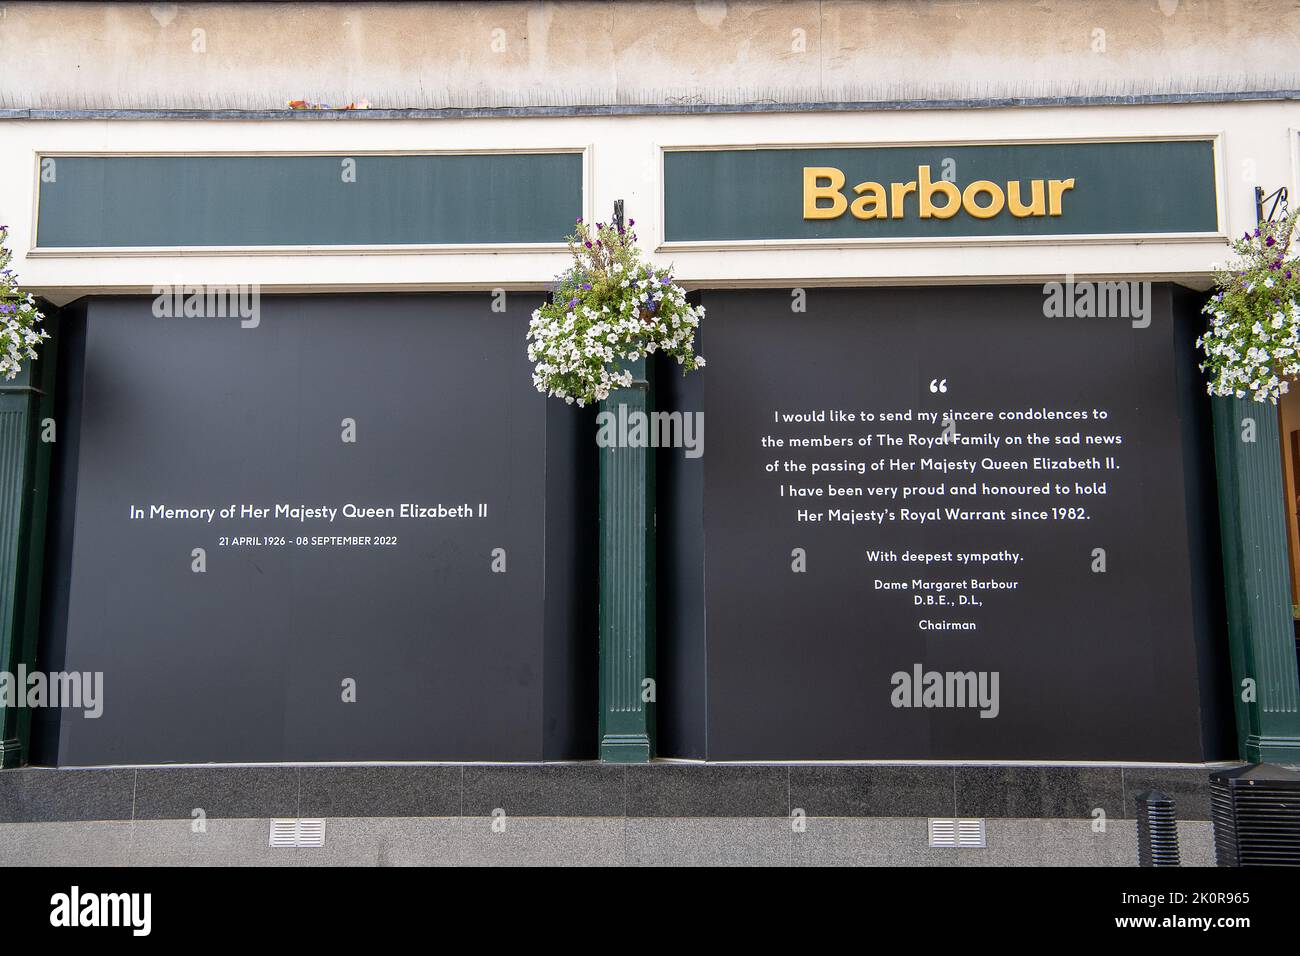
[527,218,704,407]
[0,225,50,381]
[1198,210,1300,404]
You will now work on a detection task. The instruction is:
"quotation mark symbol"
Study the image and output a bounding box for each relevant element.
[929,378,948,394]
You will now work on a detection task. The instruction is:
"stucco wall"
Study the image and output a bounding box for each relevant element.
[1,0,1298,111]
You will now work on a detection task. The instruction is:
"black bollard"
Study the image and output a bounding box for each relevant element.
[1136,789,1181,866]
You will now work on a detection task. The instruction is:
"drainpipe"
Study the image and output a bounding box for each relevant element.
[1209,188,1300,763]
[0,316,58,768]
[597,200,656,763]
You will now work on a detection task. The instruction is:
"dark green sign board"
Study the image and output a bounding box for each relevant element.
[36,152,584,247]
[663,140,1219,242]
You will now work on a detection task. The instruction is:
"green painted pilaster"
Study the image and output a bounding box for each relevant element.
[0,318,58,768]
[598,356,655,762]
[1211,396,1300,762]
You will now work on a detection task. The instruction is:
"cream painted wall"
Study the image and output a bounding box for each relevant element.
[0,1,1297,110]
[1,101,1298,300]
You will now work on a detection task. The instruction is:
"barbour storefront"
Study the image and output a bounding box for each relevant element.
[1,105,1298,868]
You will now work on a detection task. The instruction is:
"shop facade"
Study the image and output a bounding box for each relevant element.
[1,2,1300,863]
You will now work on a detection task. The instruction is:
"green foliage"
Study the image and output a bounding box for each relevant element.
[1198,210,1300,404]
[0,225,48,381]
[527,219,704,406]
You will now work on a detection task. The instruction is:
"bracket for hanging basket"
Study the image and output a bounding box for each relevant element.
[1256,185,1289,224]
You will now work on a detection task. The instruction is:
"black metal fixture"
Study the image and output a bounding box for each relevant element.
[1136,790,1181,866]
[1255,185,1289,224]
[1211,763,1300,866]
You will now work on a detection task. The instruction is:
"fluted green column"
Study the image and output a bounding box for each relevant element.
[1211,396,1300,762]
[598,356,655,762]
[0,321,58,769]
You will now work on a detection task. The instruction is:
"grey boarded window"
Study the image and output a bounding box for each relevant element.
[36,152,584,247]
[663,139,1219,242]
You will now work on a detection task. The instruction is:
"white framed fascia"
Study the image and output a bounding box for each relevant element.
[28,145,592,257]
[655,131,1228,252]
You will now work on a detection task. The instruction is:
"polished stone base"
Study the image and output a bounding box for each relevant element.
[0,762,1227,823]
[0,817,1215,867]
[0,761,1229,864]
